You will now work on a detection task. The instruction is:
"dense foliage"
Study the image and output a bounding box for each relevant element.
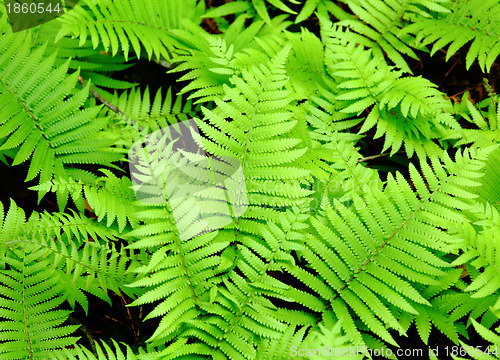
[0,0,499,359]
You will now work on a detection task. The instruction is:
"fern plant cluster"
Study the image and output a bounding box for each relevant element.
[0,0,499,359]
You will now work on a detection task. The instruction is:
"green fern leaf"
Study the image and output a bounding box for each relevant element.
[321,21,458,157]
[52,339,139,360]
[339,0,449,73]
[0,202,82,359]
[0,248,80,359]
[404,0,500,71]
[196,44,312,230]
[56,0,205,61]
[285,146,496,347]
[0,32,121,194]
[454,319,500,360]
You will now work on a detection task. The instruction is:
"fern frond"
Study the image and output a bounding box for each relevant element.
[53,339,140,360]
[109,87,196,135]
[31,20,136,91]
[126,227,225,343]
[0,247,80,360]
[56,0,205,61]
[124,131,238,341]
[33,234,137,307]
[295,0,355,24]
[152,210,309,359]
[171,17,255,104]
[203,0,352,25]
[255,324,309,360]
[250,0,297,24]
[283,28,330,100]
[173,15,331,105]
[1,203,140,310]
[446,94,500,153]
[256,319,364,360]
[294,97,361,186]
[0,32,122,193]
[196,44,312,229]
[0,203,81,359]
[404,0,500,71]
[284,146,495,347]
[305,122,382,211]
[339,0,449,73]
[444,93,500,202]
[1,1,498,357]
[428,285,497,329]
[299,320,364,360]
[451,201,500,301]
[454,319,500,360]
[321,22,458,157]
[127,120,248,241]
[31,169,139,231]
[307,85,364,137]
[0,10,11,35]
[474,147,500,207]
